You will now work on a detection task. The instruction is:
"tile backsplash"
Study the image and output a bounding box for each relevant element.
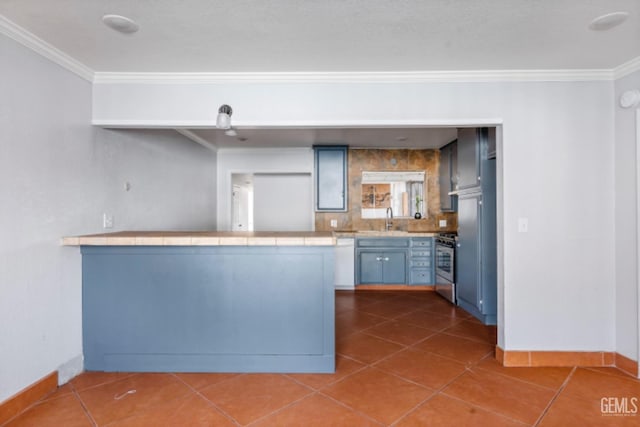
[315,149,457,232]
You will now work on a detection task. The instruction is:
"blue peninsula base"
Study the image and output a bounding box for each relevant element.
[81,245,335,373]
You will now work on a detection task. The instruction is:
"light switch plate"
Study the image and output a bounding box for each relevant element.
[439,219,447,227]
[103,213,114,229]
[330,219,338,228]
[518,217,528,233]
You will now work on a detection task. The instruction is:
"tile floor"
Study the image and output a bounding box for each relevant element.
[4,291,640,426]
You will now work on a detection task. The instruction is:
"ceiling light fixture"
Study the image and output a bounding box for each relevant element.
[588,12,629,31]
[102,14,140,34]
[216,104,233,130]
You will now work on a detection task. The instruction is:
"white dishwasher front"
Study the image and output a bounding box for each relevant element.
[334,238,355,290]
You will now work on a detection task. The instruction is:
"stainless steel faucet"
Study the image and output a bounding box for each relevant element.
[385,207,393,231]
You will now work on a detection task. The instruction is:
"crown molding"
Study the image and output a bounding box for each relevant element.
[614,56,640,80]
[93,68,615,84]
[0,15,93,82]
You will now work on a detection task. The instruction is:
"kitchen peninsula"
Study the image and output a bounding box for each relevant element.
[62,231,336,373]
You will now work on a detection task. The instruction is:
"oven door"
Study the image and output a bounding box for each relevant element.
[435,244,454,283]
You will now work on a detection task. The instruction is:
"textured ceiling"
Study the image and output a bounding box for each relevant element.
[1,0,639,73]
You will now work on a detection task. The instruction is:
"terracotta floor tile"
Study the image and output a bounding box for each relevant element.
[395,310,464,331]
[413,333,493,365]
[374,348,467,389]
[337,332,404,364]
[359,300,420,319]
[199,374,312,425]
[335,311,388,334]
[475,357,572,390]
[561,368,640,402]
[396,394,527,427]
[421,300,474,319]
[41,384,75,402]
[286,355,365,390]
[442,319,497,344]
[586,366,640,380]
[5,394,92,427]
[322,367,433,425]
[76,373,193,425]
[335,292,376,313]
[102,394,235,427]
[442,368,556,424]
[251,394,382,427]
[538,391,640,427]
[70,372,135,391]
[173,372,239,390]
[363,320,437,346]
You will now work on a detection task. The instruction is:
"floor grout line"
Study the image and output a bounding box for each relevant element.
[71,386,99,427]
[531,366,578,427]
[170,373,243,426]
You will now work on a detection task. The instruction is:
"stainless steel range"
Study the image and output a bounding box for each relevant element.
[434,233,456,304]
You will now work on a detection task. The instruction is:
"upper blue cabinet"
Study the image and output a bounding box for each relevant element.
[314,146,348,212]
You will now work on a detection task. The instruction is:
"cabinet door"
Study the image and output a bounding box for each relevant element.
[456,128,480,191]
[456,195,481,308]
[315,147,347,211]
[439,141,457,212]
[382,251,406,284]
[359,252,383,284]
[439,144,452,211]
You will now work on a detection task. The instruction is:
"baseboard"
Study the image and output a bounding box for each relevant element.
[615,352,639,377]
[495,346,615,367]
[0,371,58,425]
[355,285,435,291]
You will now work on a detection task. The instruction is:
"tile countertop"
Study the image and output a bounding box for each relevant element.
[333,230,438,238]
[61,231,337,246]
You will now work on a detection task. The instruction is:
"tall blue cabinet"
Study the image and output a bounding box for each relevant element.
[455,128,497,325]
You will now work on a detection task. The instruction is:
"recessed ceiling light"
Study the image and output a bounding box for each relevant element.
[588,12,629,31]
[102,14,139,34]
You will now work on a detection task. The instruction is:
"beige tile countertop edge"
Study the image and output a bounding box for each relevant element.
[61,231,337,247]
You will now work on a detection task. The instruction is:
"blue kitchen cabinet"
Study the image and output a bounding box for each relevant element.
[439,140,457,212]
[314,146,347,211]
[408,237,434,285]
[356,238,409,284]
[456,128,483,191]
[356,237,434,285]
[358,250,407,284]
[455,127,497,325]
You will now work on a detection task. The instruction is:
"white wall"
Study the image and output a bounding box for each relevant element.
[0,34,217,403]
[614,70,640,362]
[253,173,313,231]
[216,148,314,230]
[95,78,617,353]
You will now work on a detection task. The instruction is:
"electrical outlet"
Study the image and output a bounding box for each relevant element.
[439,219,447,228]
[103,213,114,229]
[330,219,338,228]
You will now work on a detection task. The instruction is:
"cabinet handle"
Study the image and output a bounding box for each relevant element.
[383,257,390,261]
[376,257,382,261]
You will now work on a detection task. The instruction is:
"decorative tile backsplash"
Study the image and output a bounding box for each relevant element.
[315,149,457,232]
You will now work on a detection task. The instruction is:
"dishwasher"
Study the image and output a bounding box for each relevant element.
[334,238,355,290]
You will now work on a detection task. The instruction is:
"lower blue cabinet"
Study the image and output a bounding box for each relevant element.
[356,237,434,285]
[358,250,407,284]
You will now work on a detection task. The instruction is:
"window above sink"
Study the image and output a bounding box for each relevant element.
[361,171,426,219]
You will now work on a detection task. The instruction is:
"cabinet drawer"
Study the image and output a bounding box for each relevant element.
[357,238,410,248]
[410,258,431,268]
[410,269,433,284]
[410,239,433,247]
[410,249,431,258]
